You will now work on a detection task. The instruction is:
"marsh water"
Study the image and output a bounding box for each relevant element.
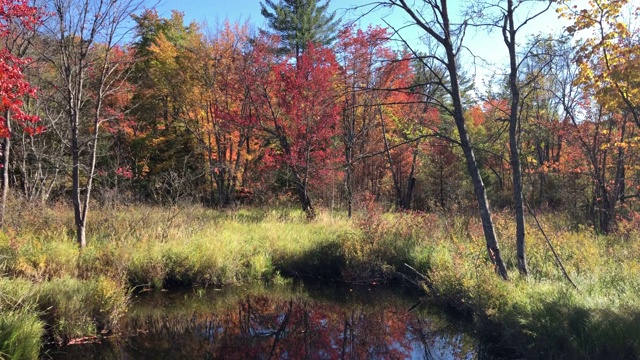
[46,283,478,359]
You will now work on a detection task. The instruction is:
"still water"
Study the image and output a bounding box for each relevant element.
[46,283,477,359]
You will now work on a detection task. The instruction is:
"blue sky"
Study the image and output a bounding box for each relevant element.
[156,0,264,24]
[155,0,384,26]
[153,0,570,91]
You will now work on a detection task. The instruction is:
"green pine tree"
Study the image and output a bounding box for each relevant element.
[260,0,340,57]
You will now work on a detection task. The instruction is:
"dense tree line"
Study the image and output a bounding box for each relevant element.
[2,0,640,264]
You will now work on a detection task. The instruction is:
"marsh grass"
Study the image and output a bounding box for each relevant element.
[37,277,129,342]
[400,212,640,359]
[0,201,638,358]
[0,276,129,350]
[0,278,43,360]
[0,309,43,359]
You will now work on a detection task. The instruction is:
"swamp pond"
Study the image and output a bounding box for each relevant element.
[45,282,478,359]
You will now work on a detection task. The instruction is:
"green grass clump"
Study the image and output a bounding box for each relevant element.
[0,275,129,347]
[37,277,129,342]
[0,278,44,359]
[0,309,43,360]
[0,205,354,288]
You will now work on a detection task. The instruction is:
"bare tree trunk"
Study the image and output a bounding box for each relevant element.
[448,54,508,279]
[504,0,528,275]
[71,111,86,248]
[78,96,103,249]
[300,141,315,219]
[342,88,357,218]
[401,141,419,210]
[388,0,509,279]
[295,183,315,219]
[275,130,315,219]
[456,108,509,280]
[48,0,143,248]
[600,118,627,233]
[510,117,527,275]
[345,145,353,217]
[379,105,403,208]
[0,110,10,226]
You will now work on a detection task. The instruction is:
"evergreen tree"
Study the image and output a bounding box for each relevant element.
[260,0,340,57]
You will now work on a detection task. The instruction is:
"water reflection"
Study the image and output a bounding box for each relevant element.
[47,284,476,359]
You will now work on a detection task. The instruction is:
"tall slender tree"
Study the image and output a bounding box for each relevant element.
[380,0,509,280]
[471,0,553,275]
[260,0,340,57]
[42,0,143,248]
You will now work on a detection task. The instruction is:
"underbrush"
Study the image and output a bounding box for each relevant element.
[0,200,638,358]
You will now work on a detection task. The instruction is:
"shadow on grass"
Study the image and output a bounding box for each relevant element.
[273,241,345,281]
[476,294,640,360]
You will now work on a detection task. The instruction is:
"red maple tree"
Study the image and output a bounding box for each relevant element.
[0,0,41,136]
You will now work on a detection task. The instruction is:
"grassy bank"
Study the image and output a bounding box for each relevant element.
[0,202,639,358]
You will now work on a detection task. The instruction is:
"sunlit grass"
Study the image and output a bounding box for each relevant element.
[0,276,129,356]
[0,201,638,358]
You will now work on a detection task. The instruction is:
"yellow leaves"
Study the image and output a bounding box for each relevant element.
[149,33,178,62]
[140,164,150,177]
[149,135,168,147]
[568,0,640,114]
[613,21,630,37]
[614,141,629,148]
[598,141,630,150]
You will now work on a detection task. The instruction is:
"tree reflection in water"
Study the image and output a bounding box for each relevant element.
[47,285,476,359]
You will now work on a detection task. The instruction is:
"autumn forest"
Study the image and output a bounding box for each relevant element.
[1,0,640,358]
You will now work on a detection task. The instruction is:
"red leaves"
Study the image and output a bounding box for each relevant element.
[115,166,134,179]
[274,45,340,166]
[0,0,41,138]
[249,41,341,190]
[0,0,39,35]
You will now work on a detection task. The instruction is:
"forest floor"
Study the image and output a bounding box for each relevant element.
[0,202,638,359]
